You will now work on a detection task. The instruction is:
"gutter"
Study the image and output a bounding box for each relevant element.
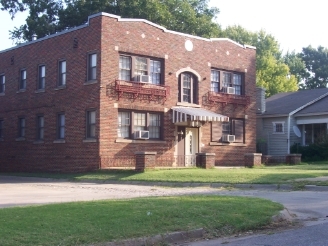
[287,92,328,154]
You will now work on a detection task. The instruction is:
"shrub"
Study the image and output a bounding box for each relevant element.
[290,140,328,161]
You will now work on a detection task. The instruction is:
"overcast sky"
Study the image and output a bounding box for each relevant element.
[1,0,327,53]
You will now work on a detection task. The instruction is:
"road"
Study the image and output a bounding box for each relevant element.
[1,175,328,245]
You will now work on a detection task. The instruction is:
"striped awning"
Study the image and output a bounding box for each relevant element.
[172,106,229,123]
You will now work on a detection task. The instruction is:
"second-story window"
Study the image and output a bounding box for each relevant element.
[88,53,97,81]
[20,69,27,90]
[0,74,5,94]
[119,55,162,84]
[38,65,46,90]
[178,72,198,104]
[58,60,66,86]
[211,69,244,95]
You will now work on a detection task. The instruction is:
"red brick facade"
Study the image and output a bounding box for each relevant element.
[0,13,256,172]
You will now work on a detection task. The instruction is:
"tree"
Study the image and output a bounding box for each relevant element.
[222,26,298,97]
[283,50,307,87]
[299,46,328,89]
[1,0,221,43]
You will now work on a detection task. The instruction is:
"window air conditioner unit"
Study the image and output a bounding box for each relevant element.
[223,87,235,94]
[135,130,149,140]
[136,75,150,83]
[222,134,235,143]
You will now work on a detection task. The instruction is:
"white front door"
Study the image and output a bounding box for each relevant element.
[185,128,199,166]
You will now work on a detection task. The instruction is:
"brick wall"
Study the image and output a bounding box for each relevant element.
[0,13,257,172]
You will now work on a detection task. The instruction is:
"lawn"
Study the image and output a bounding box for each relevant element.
[6,162,328,185]
[0,195,283,246]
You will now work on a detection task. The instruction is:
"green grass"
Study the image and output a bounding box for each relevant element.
[0,196,283,246]
[6,161,328,185]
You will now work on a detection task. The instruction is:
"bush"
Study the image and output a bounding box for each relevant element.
[290,141,328,161]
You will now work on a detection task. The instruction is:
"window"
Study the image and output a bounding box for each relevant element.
[38,65,46,90]
[211,69,244,95]
[212,119,245,143]
[178,72,198,104]
[0,74,5,94]
[37,115,44,140]
[273,122,284,134]
[119,55,162,84]
[211,70,220,93]
[117,110,162,139]
[20,69,26,90]
[88,53,97,81]
[86,110,96,138]
[18,117,26,138]
[0,120,3,138]
[58,60,66,86]
[57,113,65,139]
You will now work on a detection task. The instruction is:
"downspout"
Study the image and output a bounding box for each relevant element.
[286,92,328,154]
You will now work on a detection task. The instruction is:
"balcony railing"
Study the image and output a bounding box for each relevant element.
[115,80,170,102]
[207,91,250,109]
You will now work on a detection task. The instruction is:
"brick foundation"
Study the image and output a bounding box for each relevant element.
[244,153,262,167]
[286,154,302,165]
[135,152,157,172]
[196,153,215,169]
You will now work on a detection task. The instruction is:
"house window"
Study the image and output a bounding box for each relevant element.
[118,111,130,138]
[88,53,97,81]
[37,115,44,140]
[57,113,65,139]
[119,55,162,84]
[58,60,66,86]
[0,120,3,138]
[38,65,46,90]
[178,72,198,104]
[20,69,27,90]
[86,110,96,138]
[117,110,162,139]
[212,69,244,95]
[18,117,26,138]
[0,74,5,94]
[212,119,245,143]
[211,70,220,93]
[273,122,284,134]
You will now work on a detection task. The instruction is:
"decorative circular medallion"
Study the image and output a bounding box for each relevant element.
[185,40,193,51]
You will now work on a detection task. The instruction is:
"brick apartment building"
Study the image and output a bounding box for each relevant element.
[0,12,256,172]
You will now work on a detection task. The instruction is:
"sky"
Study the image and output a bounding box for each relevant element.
[0,0,327,53]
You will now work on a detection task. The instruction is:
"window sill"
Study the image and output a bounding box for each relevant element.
[16,89,26,93]
[15,137,26,141]
[210,142,246,146]
[84,80,98,85]
[176,102,201,108]
[115,138,166,144]
[33,140,44,144]
[54,86,66,90]
[35,89,45,93]
[83,138,97,143]
[53,139,66,144]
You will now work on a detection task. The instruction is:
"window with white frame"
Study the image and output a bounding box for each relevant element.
[88,53,97,81]
[273,122,284,134]
[38,65,46,90]
[117,110,162,139]
[0,74,5,93]
[57,113,65,139]
[58,60,66,86]
[211,69,244,95]
[119,55,162,84]
[20,69,26,90]
[37,115,44,140]
[86,110,96,138]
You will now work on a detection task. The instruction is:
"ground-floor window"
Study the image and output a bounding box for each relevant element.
[303,123,327,145]
[211,119,245,143]
[118,110,162,140]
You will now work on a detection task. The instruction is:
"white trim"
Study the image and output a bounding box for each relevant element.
[272,121,285,134]
[296,118,328,124]
[175,67,201,81]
